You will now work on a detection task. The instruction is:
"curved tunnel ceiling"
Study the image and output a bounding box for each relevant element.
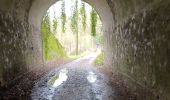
[28,0,114,31]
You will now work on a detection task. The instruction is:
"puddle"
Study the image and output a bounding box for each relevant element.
[48,68,68,87]
[87,71,97,83]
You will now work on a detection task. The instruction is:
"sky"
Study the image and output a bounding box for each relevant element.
[48,0,92,19]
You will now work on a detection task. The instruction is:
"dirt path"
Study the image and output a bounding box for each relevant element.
[1,53,154,100]
[31,53,118,100]
[0,59,72,100]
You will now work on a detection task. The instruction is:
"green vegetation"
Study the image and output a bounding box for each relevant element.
[42,0,104,62]
[68,51,90,59]
[71,0,79,55]
[80,2,86,32]
[53,7,58,33]
[61,0,66,33]
[95,51,104,66]
[42,12,66,61]
[53,17,58,33]
[90,8,98,37]
[44,32,66,61]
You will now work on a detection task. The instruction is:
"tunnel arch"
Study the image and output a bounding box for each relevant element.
[28,0,114,32]
[28,0,115,66]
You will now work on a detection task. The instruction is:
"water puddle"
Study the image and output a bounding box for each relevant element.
[87,71,97,83]
[48,68,68,87]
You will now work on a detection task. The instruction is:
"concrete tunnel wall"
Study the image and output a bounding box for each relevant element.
[30,0,170,99]
[0,0,170,99]
[0,0,43,86]
[106,0,170,99]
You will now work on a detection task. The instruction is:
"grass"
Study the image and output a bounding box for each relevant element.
[43,32,67,61]
[95,51,104,66]
[68,51,91,59]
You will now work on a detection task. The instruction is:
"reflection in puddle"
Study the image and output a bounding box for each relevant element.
[48,68,68,87]
[87,71,97,83]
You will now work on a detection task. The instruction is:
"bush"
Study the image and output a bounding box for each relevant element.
[95,51,104,66]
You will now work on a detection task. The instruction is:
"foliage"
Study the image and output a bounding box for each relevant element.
[61,0,66,33]
[71,0,78,34]
[45,32,66,61]
[42,12,50,60]
[71,0,79,55]
[94,34,104,45]
[90,8,98,37]
[52,7,58,33]
[80,2,86,32]
[42,0,103,58]
[42,13,66,61]
[95,51,104,66]
[53,17,58,33]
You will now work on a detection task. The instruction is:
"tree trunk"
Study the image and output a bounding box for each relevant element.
[76,31,78,55]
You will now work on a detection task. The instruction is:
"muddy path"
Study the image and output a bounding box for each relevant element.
[31,53,117,100]
[1,53,153,100]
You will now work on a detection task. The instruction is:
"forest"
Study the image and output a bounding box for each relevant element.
[42,0,104,64]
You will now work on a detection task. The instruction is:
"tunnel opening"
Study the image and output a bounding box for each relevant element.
[28,0,114,67]
[28,1,115,99]
[41,0,104,64]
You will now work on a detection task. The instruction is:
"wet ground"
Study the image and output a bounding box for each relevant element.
[31,53,117,100]
[1,53,154,100]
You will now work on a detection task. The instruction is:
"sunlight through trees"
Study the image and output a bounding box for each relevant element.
[90,8,97,37]
[61,0,66,33]
[71,0,79,55]
[80,2,86,32]
[42,0,103,61]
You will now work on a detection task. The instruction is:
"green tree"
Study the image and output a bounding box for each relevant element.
[42,12,66,61]
[61,0,66,33]
[90,8,97,37]
[53,17,58,33]
[71,0,79,55]
[80,2,86,32]
[42,12,51,60]
[52,7,58,33]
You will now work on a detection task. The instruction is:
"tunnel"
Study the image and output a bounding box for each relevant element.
[0,0,170,99]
